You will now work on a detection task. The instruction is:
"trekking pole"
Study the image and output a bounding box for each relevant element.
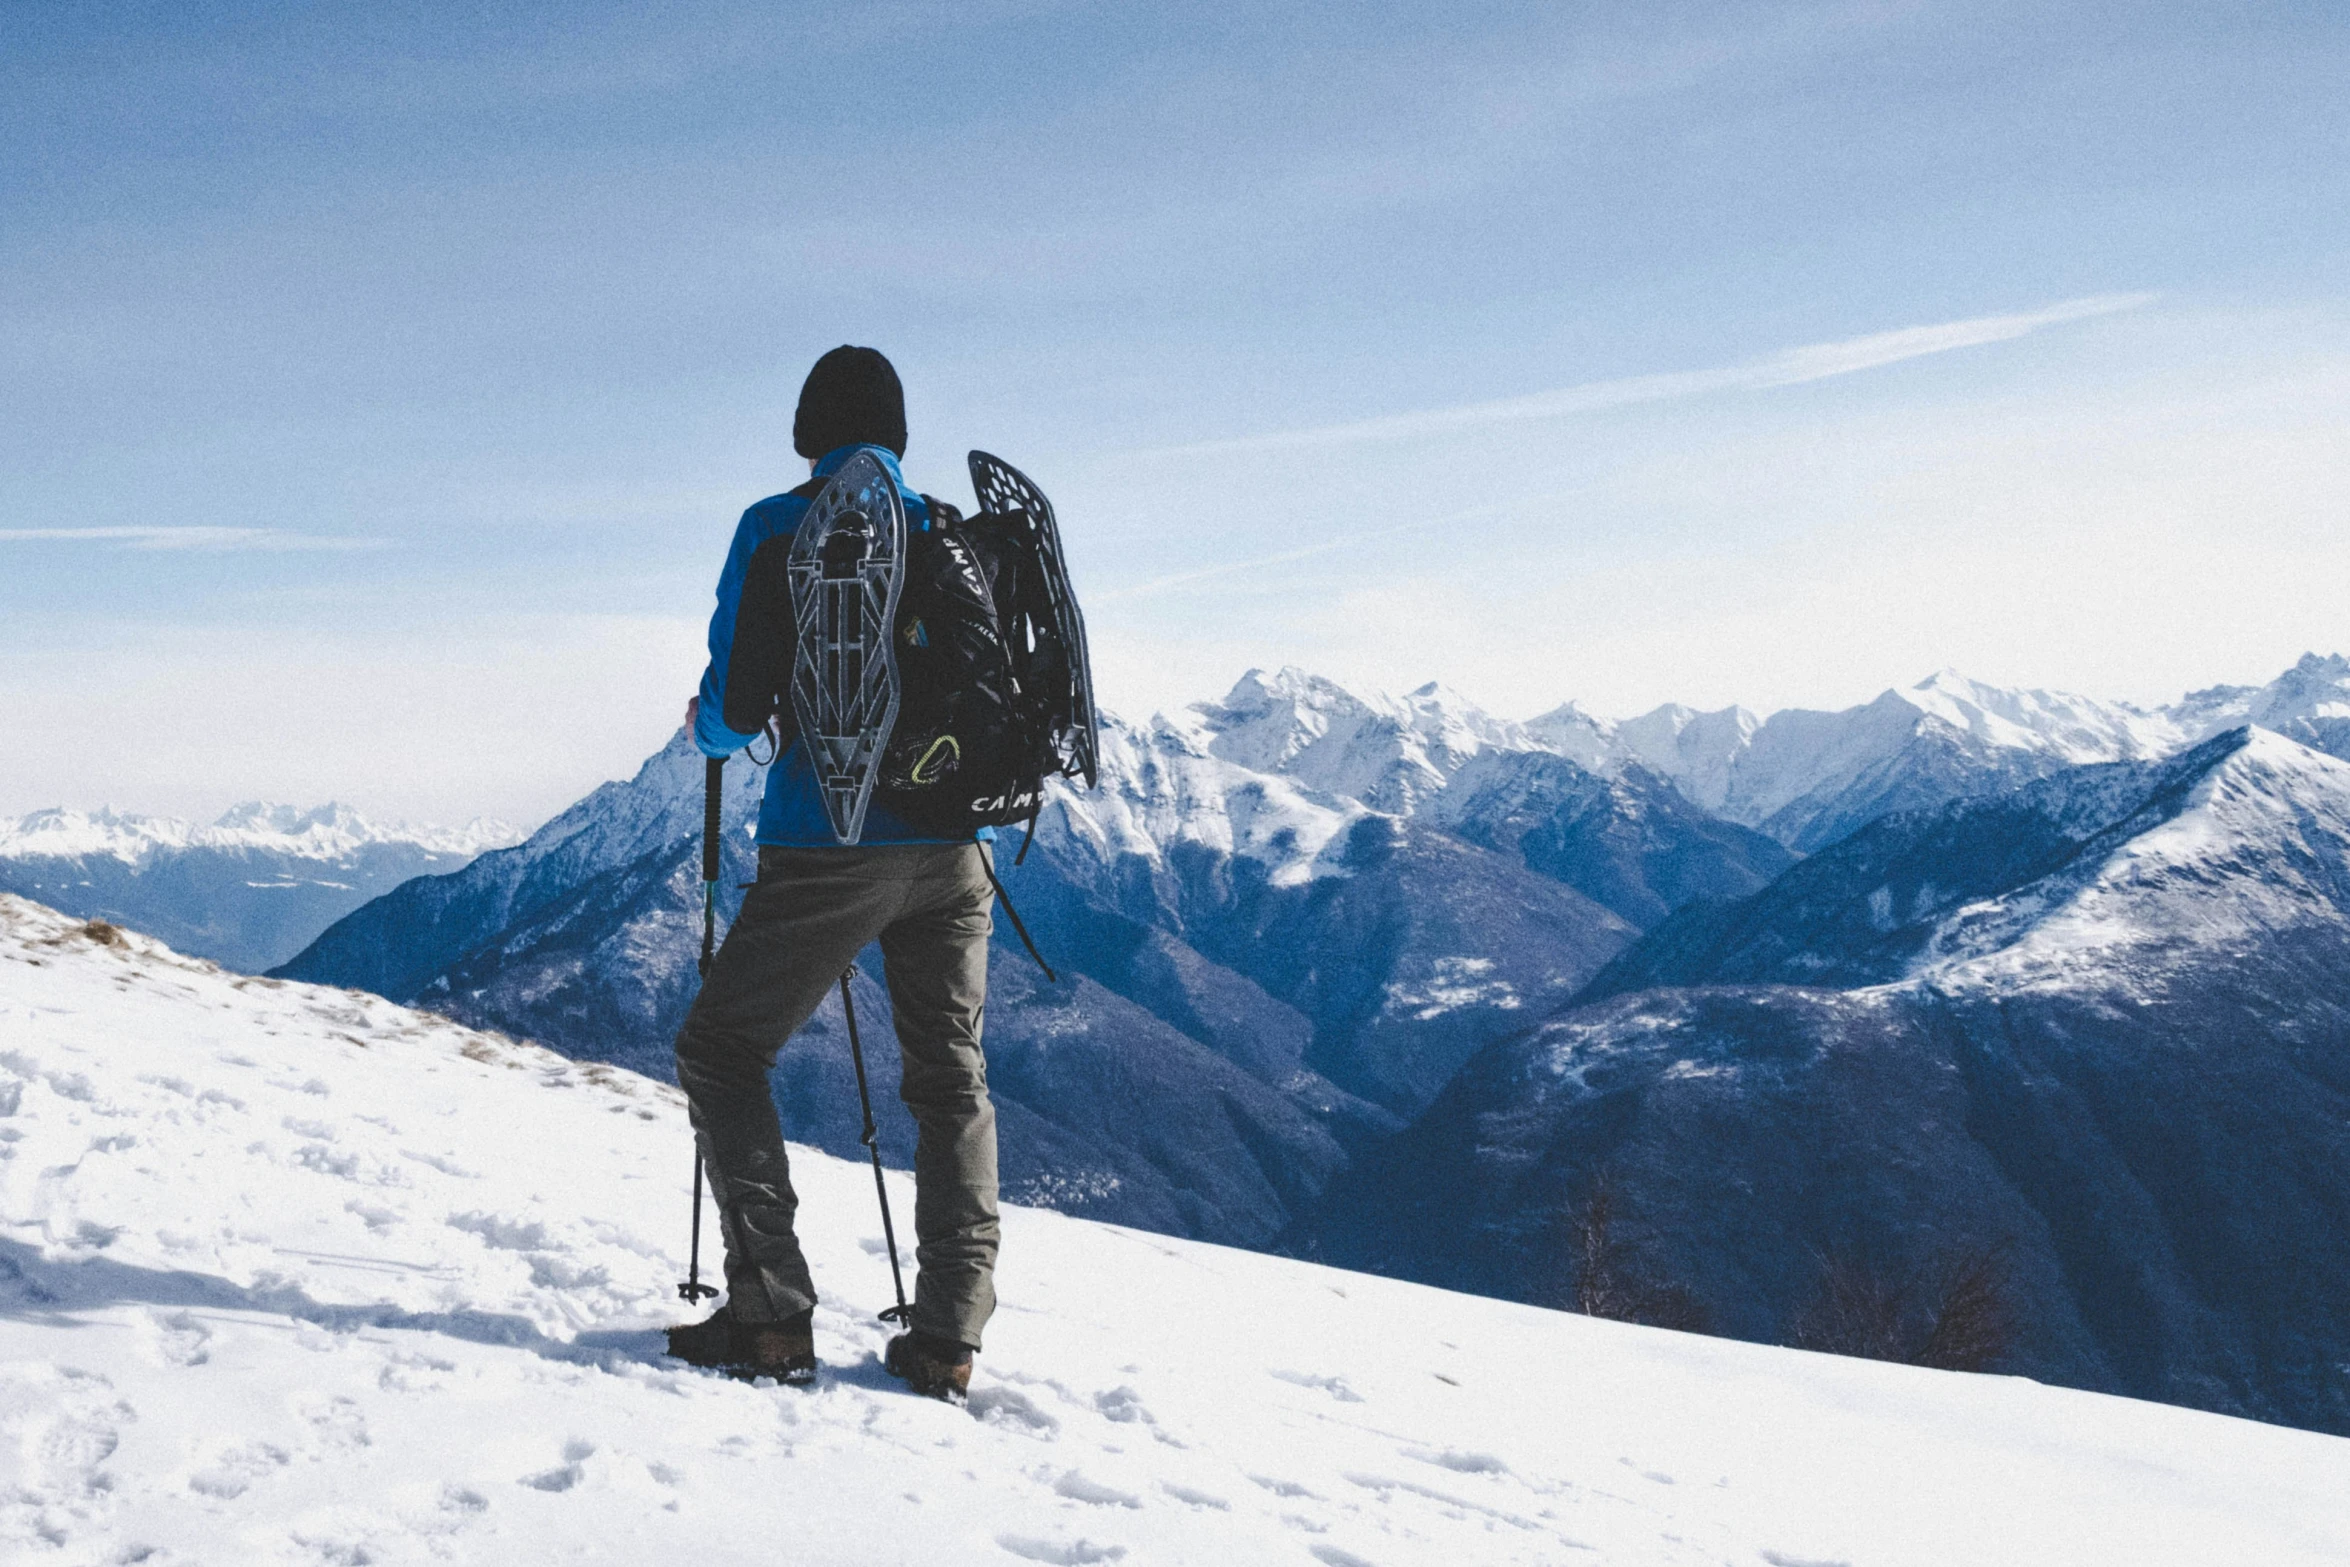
[700,756,724,979]
[678,755,725,1305]
[839,969,913,1327]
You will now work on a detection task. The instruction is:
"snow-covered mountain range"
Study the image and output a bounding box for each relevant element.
[0,803,518,973]
[1321,725,2350,1434]
[12,895,2341,1565]
[274,669,1799,1247]
[266,652,2350,1433]
[1543,652,2350,851]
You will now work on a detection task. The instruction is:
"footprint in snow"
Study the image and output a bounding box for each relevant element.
[376,1349,457,1394]
[1249,1474,1319,1500]
[439,1484,490,1516]
[966,1384,1060,1436]
[1411,1447,1509,1476]
[1090,1385,1152,1424]
[1270,1368,1364,1402]
[519,1439,596,1493]
[295,1394,370,1452]
[446,1210,551,1249]
[994,1534,1127,1564]
[141,1307,212,1367]
[345,1199,401,1234]
[1052,1470,1141,1508]
[5,1365,130,1499]
[187,1441,292,1499]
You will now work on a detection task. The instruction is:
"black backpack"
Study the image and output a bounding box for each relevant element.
[723,488,1085,844]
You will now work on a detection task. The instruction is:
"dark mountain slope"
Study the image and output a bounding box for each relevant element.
[1428,750,1796,928]
[1314,729,2350,1435]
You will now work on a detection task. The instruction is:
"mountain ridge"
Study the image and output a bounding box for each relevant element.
[1315,723,2350,1435]
[0,801,519,972]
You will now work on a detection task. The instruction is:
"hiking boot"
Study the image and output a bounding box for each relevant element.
[665,1307,818,1386]
[884,1330,974,1401]
[663,1308,739,1369]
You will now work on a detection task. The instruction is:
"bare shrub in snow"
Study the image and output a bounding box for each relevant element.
[1563,1177,1712,1334]
[1792,1241,2015,1372]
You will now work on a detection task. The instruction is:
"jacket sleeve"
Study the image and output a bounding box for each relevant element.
[693,505,770,758]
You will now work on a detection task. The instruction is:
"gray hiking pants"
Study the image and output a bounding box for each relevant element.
[673,841,999,1349]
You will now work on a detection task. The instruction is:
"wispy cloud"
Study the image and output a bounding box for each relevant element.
[0,527,385,552]
[1095,517,1429,604]
[1095,500,1525,604]
[1148,293,2158,458]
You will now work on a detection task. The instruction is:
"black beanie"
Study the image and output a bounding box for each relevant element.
[793,345,906,459]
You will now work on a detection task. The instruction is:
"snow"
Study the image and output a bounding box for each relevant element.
[2172,652,2350,735]
[1050,710,1371,890]
[1192,668,1538,816]
[3,894,2344,1566]
[1538,655,2350,837]
[1048,669,1560,891]
[1044,654,2350,893]
[0,804,520,866]
[1609,704,1762,811]
[1899,670,2182,763]
[1918,729,2350,994]
[1383,957,1522,1021]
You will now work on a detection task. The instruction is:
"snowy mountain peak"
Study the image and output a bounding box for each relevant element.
[1896,669,2176,763]
[0,803,526,972]
[1524,701,1624,774]
[1913,727,2350,988]
[0,802,520,864]
[1190,666,1534,813]
[0,807,191,859]
[214,799,356,834]
[1611,702,1762,809]
[2181,650,2350,734]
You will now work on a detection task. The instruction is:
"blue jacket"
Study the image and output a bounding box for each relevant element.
[694,444,981,847]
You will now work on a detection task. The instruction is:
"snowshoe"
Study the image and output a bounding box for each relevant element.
[789,450,909,844]
[884,1329,974,1402]
[967,451,1099,789]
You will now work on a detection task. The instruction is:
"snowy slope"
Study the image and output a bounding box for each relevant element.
[1052,669,1542,891]
[5,896,2345,1567]
[1586,727,2350,998]
[1917,727,2350,990]
[0,804,518,974]
[2169,652,2350,762]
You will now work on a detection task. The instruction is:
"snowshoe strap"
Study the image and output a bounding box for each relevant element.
[973,837,1056,982]
[1014,797,1042,866]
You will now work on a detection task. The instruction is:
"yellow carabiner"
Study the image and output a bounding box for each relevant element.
[910,734,961,786]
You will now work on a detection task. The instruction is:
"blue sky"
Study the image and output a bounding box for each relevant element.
[4,1,2346,825]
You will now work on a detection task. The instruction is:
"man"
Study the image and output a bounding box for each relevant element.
[667,345,998,1400]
